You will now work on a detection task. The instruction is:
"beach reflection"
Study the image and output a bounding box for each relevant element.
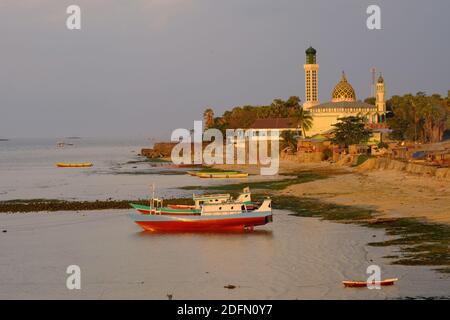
[134,229,274,238]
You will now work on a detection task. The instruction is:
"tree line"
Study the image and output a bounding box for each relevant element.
[205,96,312,136]
[205,91,450,146]
[386,92,450,143]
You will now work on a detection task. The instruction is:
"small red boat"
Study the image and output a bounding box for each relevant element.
[342,278,398,288]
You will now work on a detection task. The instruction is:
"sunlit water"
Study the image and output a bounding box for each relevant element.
[0,138,449,299]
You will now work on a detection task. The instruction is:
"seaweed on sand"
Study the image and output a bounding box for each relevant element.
[363,218,450,273]
[270,194,450,273]
[0,198,193,213]
[180,172,327,192]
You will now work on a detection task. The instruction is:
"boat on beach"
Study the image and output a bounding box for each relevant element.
[187,171,240,177]
[130,187,255,215]
[129,198,273,232]
[342,278,398,288]
[56,163,93,168]
[197,172,249,179]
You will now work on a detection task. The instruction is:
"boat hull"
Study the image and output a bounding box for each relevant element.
[129,211,272,232]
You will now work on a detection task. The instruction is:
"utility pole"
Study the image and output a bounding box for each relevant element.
[370,67,376,98]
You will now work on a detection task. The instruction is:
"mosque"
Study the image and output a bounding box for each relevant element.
[303,47,387,136]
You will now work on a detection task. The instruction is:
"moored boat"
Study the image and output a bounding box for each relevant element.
[196,172,249,179]
[129,198,273,232]
[342,278,398,288]
[56,163,93,168]
[131,203,199,215]
[130,187,254,215]
[187,171,240,177]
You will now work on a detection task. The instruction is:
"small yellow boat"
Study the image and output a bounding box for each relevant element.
[56,163,93,168]
[197,172,248,179]
[187,171,240,177]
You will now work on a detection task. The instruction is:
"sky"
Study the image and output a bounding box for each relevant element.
[0,0,449,139]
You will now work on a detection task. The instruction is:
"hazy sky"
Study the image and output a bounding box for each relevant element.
[1,0,449,139]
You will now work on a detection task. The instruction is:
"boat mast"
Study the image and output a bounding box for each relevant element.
[150,183,155,210]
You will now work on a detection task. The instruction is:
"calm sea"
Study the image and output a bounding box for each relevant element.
[0,137,194,201]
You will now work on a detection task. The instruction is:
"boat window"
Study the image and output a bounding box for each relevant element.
[245,195,248,198]
[268,203,271,208]
[241,205,245,210]
[231,206,234,210]
[219,207,222,210]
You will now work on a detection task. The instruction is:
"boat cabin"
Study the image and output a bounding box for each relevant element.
[201,202,249,216]
[192,193,231,209]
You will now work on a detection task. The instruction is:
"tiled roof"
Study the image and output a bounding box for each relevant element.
[250,118,297,129]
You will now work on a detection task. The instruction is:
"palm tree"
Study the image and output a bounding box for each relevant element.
[291,107,313,138]
[203,108,214,129]
[280,130,298,152]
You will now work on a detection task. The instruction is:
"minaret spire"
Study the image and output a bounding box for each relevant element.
[303,47,320,110]
[376,72,386,122]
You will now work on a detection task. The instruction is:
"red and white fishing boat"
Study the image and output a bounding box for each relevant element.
[130,187,255,215]
[128,198,272,232]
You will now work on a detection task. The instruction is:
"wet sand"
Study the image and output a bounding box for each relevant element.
[281,164,450,225]
[217,161,450,225]
[1,210,448,299]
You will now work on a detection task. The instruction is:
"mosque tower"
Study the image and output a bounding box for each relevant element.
[376,74,386,122]
[303,47,320,110]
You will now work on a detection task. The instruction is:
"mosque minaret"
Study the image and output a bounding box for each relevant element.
[303,47,320,110]
[376,74,386,122]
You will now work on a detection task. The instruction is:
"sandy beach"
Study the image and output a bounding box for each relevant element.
[215,161,450,225]
[282,162,450,225]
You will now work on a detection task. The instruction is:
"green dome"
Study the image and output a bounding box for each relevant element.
[306,47,316,55]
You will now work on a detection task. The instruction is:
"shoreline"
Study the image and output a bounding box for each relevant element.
[209,161,450,273]
[215,160,450,225]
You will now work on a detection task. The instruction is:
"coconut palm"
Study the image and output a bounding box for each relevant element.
[280,130,298,152]
[203,108,215,129]
[290,107,313,138]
